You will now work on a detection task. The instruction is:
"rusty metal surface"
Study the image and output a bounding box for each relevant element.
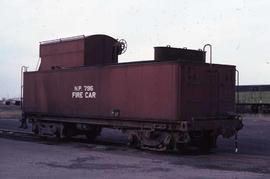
[180,64,235,121]
[39,38,85,70]
[39,35,119,71]
[84,35,118,66]
[24,61,235,123]
[24,62,178,121]
[154,46,205,63]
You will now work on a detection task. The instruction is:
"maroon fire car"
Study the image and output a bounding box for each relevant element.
[22,34,243,151]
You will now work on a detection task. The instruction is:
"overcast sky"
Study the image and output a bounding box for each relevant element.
[0,0,270,98]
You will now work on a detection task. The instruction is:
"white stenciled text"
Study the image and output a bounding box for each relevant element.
[72,85,96,99]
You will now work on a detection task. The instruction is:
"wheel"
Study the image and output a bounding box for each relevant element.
[127,133,140,148]
[133,131,172,151]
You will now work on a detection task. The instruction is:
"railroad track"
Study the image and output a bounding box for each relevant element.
[0,127,175,152]
[0,128,125,147]
[0,128,34,137]
[0,128,218,154]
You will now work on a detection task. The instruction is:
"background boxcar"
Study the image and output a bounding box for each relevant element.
[236,85,270,113]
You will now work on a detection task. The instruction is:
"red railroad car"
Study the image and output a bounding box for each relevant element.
[23,34,242,151]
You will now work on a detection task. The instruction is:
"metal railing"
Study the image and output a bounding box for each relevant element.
[40,35,85,45]
[20,66,28,110]
[203,44,212,64]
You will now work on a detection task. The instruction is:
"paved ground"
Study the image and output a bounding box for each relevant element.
[0,115,270,179]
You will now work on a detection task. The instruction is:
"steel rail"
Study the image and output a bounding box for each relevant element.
[0,128,34,136]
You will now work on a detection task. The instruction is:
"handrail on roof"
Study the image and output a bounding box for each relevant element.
[40,35,85,45]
